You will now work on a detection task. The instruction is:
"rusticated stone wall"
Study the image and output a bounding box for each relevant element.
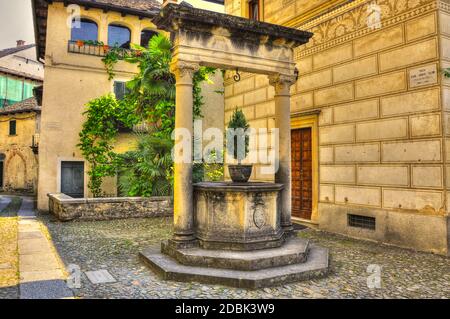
[48,193,173,221]
[224,0,450,254]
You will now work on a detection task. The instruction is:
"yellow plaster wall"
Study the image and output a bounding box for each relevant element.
[0,112,39,193]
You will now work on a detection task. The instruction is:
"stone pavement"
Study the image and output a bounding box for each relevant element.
[39,216,449,299]
[17,197,73,299]
[0,196,12,212]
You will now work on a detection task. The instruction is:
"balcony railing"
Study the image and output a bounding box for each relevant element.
[67,40,131,58]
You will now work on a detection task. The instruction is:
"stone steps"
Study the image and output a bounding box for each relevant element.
[140,243,330,289]
[161,238,310,271]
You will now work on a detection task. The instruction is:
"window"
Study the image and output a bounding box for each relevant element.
[249,0,260,21]
[114,81,129,101]
[108,24,131,49]
[9,120,16,136]
[71,18,98,42]
[141,29,158,47]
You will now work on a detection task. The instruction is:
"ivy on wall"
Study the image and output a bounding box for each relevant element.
[77,95,140,197]
[445,68,450,78]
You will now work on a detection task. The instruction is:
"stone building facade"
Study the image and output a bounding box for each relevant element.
[224,0,450,255]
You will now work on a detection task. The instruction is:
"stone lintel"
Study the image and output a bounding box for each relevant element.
[153,3,313,49]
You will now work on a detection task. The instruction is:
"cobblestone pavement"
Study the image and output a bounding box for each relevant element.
[39,214,449,299]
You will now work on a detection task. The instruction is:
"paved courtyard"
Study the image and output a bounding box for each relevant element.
[35,213,449,299]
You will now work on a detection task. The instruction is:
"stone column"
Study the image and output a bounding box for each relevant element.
[170,61,199,245]
[269,74,296,235]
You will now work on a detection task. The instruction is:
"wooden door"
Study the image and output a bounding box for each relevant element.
[61,162,84,198]
[291,128,313,220]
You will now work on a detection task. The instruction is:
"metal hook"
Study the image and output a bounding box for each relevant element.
[233,68,241,82]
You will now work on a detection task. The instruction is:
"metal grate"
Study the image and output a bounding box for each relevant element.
[348,214,376,230]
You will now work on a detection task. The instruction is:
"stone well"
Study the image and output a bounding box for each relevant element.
[193,182,285,251]
[140,3,329,288]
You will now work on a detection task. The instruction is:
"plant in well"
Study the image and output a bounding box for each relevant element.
[226,108,252,183]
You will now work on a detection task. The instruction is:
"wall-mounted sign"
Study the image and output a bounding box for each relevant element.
[409,64,438,88]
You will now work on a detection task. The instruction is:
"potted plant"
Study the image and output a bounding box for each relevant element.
[227,108,252,183]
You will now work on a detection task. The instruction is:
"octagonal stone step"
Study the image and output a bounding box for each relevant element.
[140,244,329,289]
[161,238,310,271]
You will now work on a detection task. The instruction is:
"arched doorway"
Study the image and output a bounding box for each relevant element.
[6,153,26,190]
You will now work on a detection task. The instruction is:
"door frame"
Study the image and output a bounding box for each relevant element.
[291,114,319,224]
[56,157,87,198]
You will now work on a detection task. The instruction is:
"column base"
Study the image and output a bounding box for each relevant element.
[168,233,198,249]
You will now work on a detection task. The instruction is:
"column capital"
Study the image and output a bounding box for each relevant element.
[268,74,297,95]
[170,61,200,84]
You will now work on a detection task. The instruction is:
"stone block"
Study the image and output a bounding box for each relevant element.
[319,108,332,126]
[333,99,379,123]
[410,113,441,137]
[267,85,275,100]
[296,56,313,74]
[357,165,409,186]
[356,118,408,142]
[383,189,443,211]
[255,75,269,88]
[319,184,334,203]
[244,88,267,106]
[382,140,441,163]
[255,101,275,118]
[315,83,354,106]
[292,92,314,112]
[320,165,355,184]
[442,37,450,60]
[313,43,353,70]
[440,12,450,36]
[381,88,440,116]
[319,124,354,145]
[406,13,437,42]
[224,84,233,98]
[248,118,268,130]
[356,72,406,98]
[297,69,332,92]
[333,56,378,83]
[445,139,450,163]
[379,38,438,72]
[444,88,450,111]
[319,146,334,163]
[354,25,404,57]
[335,143,380,163]
[234,77,255,95]
[225,94,244,110]
[335,186,381,207]
[412,165,443,188]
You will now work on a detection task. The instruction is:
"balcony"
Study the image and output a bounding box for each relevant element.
[67,40,131,59]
